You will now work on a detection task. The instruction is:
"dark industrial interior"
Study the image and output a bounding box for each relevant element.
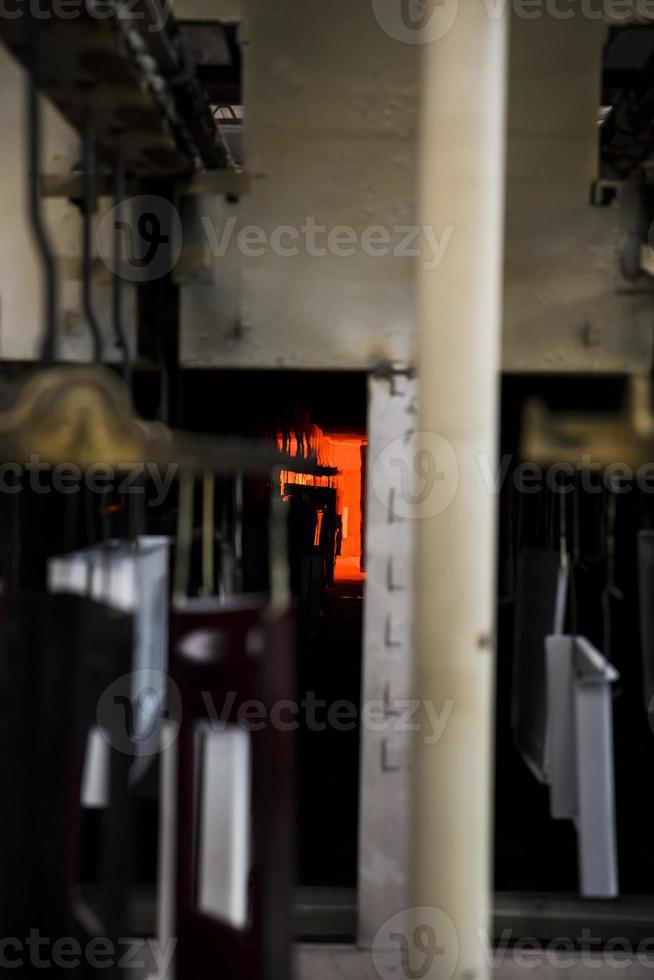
[4,9,654,980]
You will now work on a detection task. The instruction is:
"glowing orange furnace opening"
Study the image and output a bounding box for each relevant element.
[278,426,366,582]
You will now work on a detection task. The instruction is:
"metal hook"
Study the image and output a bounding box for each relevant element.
[234,470,244,593]
[173,470,194,604]
[26,76,58,363]
[112,155,132,389]
[82,115,103,364]
[200,472,215,597]
[269,468,290,608]
[558,485,568,570]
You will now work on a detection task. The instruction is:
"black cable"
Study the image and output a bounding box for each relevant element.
[112,156,132,389]
[82,116,103,363]
[26,76,58,364]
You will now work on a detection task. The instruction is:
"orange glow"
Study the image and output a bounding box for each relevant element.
[278,426,366,581]
[329,437,365,580]
[335,556,366,583]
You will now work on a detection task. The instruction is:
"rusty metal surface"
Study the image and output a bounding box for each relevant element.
[0,365,331,475]
[0,7,651,372]
[522,375,654,469]
[502,12,654,373]
[0,4,225,176]
[180,0,418,370]
[0,46,138,363]
[180,6,654,374]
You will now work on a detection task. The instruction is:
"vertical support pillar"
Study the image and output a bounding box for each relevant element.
[412,4,508,978]
[358,372,416,946]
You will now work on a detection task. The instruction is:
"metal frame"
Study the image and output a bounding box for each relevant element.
[546,635,620,899]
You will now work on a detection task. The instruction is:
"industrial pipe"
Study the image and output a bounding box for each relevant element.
[412,4,508,979]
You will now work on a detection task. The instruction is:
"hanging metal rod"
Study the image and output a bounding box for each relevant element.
[82,116,104,364]
[26,75,58,364]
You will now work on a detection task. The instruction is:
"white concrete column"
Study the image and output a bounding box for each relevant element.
[412,3,508,979]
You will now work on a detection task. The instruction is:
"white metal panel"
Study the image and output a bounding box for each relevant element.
[545,636,576,821]
[48,537,171,792]
[196,725,251,930]
[574,637,620,899]
[545,635,620,898]
[80,726,111,809]
[154,722,178,980]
